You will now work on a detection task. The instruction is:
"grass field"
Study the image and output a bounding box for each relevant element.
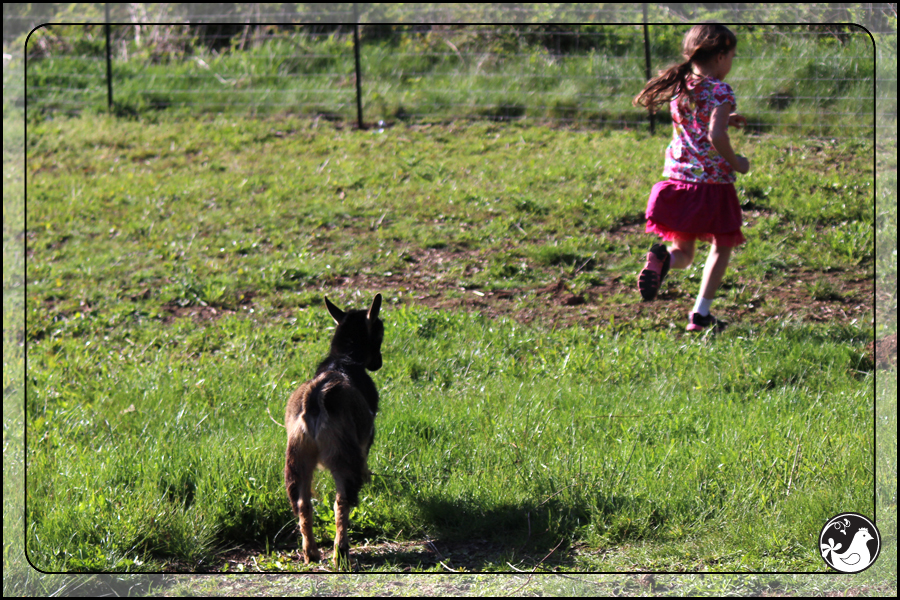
[4,108,895,594]
[19,23,877,138]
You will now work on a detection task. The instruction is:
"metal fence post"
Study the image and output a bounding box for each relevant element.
[642,4,654,134]
[353,3,365,129]
[105,3,113,112]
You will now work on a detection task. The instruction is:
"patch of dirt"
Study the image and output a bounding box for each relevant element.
[158,289,260,324]
[151,221,875,337]
[261,215,872,333]
[870,332,897,370]
[160,302,238,324]
[323,255,873,334]
[191,536,574,574]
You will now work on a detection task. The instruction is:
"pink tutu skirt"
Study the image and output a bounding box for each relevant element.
[645,179,746,247]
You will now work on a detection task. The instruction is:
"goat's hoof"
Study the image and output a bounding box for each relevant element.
[303,548,321,564]
[333,548,352,571]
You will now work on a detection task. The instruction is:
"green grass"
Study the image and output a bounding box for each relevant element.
[4,11,896,597]
[10,110,884,581]
[21,115,874,334]
[22,300,875,573]
[17,24,876,138]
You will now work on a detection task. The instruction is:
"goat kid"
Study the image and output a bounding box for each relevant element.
[284,294,384,570]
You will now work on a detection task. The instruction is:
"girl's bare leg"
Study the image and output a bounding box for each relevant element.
[698,244,732,301]
[669,239,695,270]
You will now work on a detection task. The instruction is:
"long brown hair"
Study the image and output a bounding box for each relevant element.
[633,24,737,112]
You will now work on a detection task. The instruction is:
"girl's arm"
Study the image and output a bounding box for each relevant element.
[709,103,750,174]
[728,113,747,128]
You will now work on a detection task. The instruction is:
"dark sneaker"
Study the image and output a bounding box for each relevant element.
[638,243,671,301]
[686,311,726,332]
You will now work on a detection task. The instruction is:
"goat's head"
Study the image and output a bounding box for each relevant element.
[325,294,384,371]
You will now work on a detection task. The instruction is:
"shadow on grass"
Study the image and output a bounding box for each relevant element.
[368,491,668,572]
[169,486,671,573]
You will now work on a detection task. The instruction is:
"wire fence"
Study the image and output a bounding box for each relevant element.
[5,3,899,36]
[4,3,897,140]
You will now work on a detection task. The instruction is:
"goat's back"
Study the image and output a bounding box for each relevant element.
[285,370,375,494]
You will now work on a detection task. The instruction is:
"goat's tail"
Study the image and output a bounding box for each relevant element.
[295,372,341,439]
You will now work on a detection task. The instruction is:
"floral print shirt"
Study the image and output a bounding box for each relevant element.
[663,77,736,184]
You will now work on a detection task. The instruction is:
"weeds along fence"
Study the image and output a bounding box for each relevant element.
[5,5,896,140]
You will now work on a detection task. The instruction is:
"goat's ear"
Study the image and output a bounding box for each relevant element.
[368,293,382,321]
[324,296,345,324]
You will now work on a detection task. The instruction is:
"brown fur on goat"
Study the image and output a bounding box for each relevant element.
[284,294,383,569]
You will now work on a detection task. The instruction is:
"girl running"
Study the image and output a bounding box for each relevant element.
[633,23,749,332]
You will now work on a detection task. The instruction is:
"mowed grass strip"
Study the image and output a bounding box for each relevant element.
[23,115,875,573]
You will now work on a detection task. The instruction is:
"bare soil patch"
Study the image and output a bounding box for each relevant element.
[184,537,576,574]
[328,258,873,332]
[313,219,873,332]
[870,332,897,370]
[156,251,874,342]
[152,218,875,336]
[161,302,237,323]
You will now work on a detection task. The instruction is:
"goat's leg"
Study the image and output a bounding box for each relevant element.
[333,492,352,570]
[286,449,321,564]
[317,411,370,570]
[331,461,367,570]
[297,481,320,564]
[327,455,368,570]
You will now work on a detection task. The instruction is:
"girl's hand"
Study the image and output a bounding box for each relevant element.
[710,104,748,174]
[728,113,747,129]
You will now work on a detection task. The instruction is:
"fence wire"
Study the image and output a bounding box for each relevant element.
[4,4,897,140]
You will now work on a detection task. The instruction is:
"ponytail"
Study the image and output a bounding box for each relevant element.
[633,60,695,112]
[634,23,737,112]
